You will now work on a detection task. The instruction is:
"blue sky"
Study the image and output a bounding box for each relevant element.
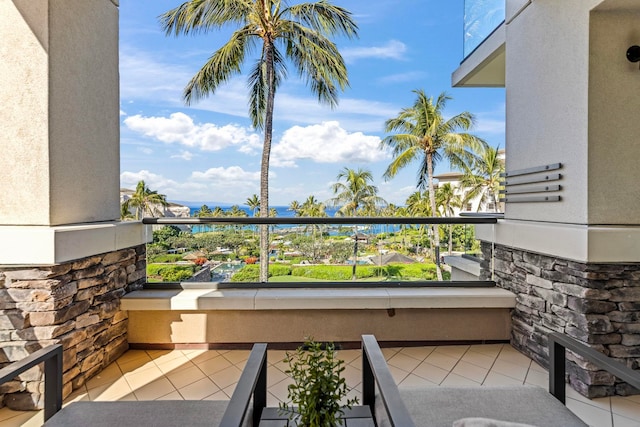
[119,0,505,207]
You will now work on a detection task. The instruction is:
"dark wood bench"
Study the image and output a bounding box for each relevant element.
[361,333,640,427]
[0,343,267,427]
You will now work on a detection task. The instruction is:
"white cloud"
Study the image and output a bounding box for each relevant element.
[139,147,153,155]
[123,112,262,153]
[120,170,182,192]
[191,166,262,183]
[378,71,427,84]
[271,121,388,167]
[342,40,408,63]
[171,150,194,161]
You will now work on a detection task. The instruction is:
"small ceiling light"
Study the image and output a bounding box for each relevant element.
[627,45,640,63]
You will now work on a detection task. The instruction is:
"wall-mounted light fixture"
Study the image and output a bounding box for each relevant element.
[627,45,640,68]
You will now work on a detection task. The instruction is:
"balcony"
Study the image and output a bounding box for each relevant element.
[2,342,638,426]
[452,0,506,87]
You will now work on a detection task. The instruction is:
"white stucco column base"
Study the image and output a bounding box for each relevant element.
[477,220,640,264]
[0,222,149,265]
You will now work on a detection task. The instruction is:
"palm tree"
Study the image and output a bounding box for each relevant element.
[406,190,432,257]
[382,90,485,280]
[246,194,261,217]
[330,167,385,279]
[460,145,504,213]
[288,200,302,216]
[330,167,386,216]
[124,180,168,220]
[160,1,358,283]
[436,183,463,254]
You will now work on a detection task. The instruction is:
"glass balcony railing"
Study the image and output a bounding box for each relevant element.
[463,0,505,59]
[140,216,498,288]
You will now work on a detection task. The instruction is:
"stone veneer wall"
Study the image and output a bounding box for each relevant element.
[0,244,146,410]
[480,242,640,398]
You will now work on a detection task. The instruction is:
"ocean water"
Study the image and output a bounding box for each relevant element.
[184,204,397,235]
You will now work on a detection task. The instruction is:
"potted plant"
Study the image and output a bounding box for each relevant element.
[280,338,358,426]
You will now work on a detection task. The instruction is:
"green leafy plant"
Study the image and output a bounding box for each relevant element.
[280,338,358,426]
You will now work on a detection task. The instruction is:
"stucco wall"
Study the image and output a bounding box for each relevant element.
[587,9,640,224]
[505,0,600,224]
[0,0,120,226]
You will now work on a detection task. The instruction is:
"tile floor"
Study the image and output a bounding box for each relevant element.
[1,343,639,427]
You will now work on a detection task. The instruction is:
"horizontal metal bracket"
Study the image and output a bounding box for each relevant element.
[500,184,561,195]
[504,173,562,186]
[504,195,561,203]
[503,163,562,178]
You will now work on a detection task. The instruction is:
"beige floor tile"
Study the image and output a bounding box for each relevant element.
[337,349,361,364]
[398,346,436,362]
[387,365,410,385]
[116,350,152,365]
[381,347,401,360]
[124,365,165,390]
[490,359,529,381]
[412,361,450,385]
[64,386,90,404]
[529,360,547,373]
[387,352,422,372]
[156,390,184,400]
[398,373,438,389]
[223,383,239,399]
[147,349,184,363]
[267,391,284,407]
[461,350,498,370]
[482,371,524,386]
[451,360,489,384]
[348,354,363,369]
[566,387,612,411]
[196,354,233,376]
[613,413,640,427]
[611,395,640,420]
[165,364,208,389]
[566,397,613,427]
[441,373,481,387]
[203,389,232,401]
[496,347,533,367]
[0,410,42,427]
[267,365,289,387]
[154,354,194,374]
[178,377,220,400]
[185,350,222,364]
[117,355,157,375]
[133,377,176,401]
[622,395,640,405]
[524,367,548,388]
[342,364,363,389]
[209,365,243,390]
[434,345,469,359]
[268,377,295,403]
[87,378,134,401]
[469,343,504,358]
[424,351,459,371]
[85,362,123,390]
[0,408,29,423]
[267,350,289,365]
[222,349,252,366]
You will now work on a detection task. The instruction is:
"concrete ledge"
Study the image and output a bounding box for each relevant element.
[0,221,148,264]
[121,287,516,311]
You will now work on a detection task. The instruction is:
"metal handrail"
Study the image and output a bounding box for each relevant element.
[0,344,63,421]
[362,335,416,427]
[549,332,640,404]
[142,216,498,226]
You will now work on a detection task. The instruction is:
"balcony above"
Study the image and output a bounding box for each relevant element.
[452,22,505,88]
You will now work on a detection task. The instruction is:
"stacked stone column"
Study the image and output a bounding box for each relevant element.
[482,242,640,398]
[0,245,145,410]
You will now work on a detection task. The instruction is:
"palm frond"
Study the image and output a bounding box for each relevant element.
[159,0,253,36]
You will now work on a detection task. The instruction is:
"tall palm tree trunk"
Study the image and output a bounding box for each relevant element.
[426,153,443,280]
[259,42,276,283]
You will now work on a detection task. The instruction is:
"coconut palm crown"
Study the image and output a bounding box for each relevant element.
[159,0,358,282]
[381,90,486,279]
